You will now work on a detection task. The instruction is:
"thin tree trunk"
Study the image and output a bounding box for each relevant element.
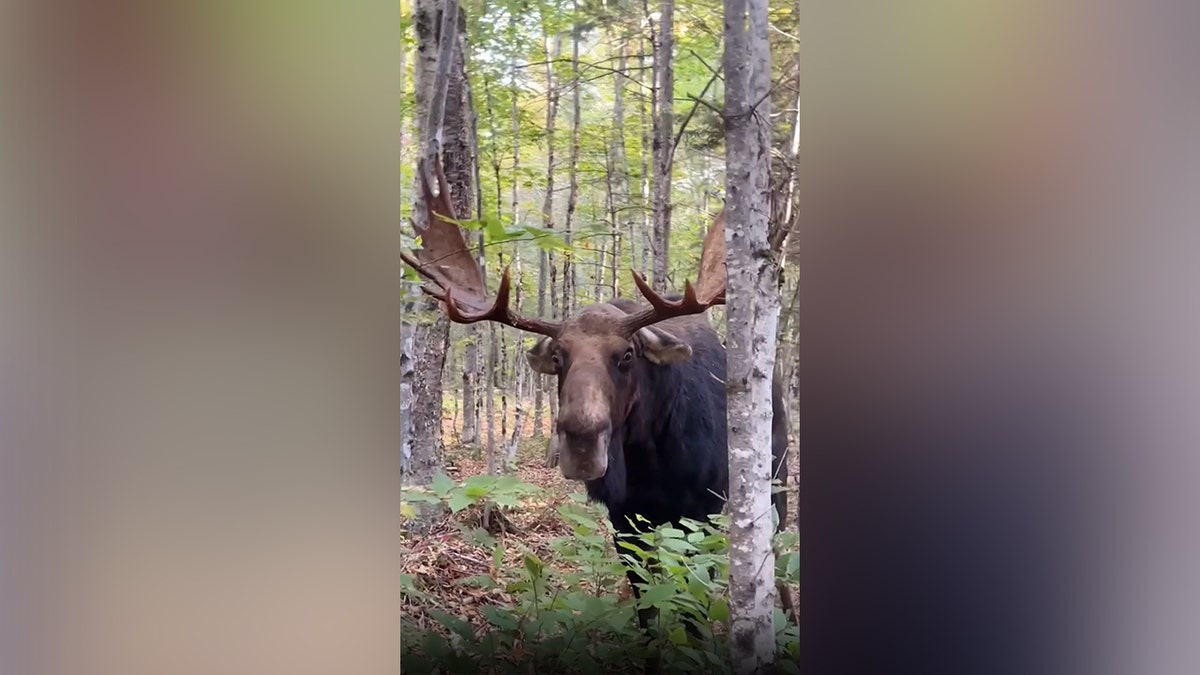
[611,41,630,297]
[498,254,510,442]
[636,42,653,277]
[595,241,606,302]
[505,349,527,471]
[505,406,526,471]
[562,10,582,319]
[462,338,479,445]
[484,321,497,530]
[651,0,675,293]
[541,29,563,445]
[724,0,778,667]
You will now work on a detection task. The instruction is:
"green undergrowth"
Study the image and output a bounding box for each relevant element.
[403,474,799,674]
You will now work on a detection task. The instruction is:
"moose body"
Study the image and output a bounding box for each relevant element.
[403,160,792,661]
[544,299,788,555]
[567,301,791,641]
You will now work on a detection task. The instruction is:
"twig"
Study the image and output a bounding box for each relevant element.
[670,63,723,165]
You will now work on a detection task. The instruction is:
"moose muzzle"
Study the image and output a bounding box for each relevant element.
[556,421,611,481]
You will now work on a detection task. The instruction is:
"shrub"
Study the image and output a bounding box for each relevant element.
[402,474,799,674]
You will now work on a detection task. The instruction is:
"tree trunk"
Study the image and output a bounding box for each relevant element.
[541,29,563,446]
[486,322,497,477]
[400,13,415,488]
[723,0,779,668]
[462,336,479,445]
[562,10,582,319]
[505,387,526,472]
[498,268,509,441]
[611,42,630,297]
[483,320,497,530]
[404,0,476,533]
[636,42,652,277]
[651,0,675,293]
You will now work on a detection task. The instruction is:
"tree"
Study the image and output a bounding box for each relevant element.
[402,0,476,531]
[650,0,675,292]
[534,27,563,442]
[723,0,779,668]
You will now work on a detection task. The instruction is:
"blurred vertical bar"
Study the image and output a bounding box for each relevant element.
[0,1,401,674]
[795,2,1200,674]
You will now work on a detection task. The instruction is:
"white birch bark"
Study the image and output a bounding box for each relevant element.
[651,0,675,294]
[723,0,779,668]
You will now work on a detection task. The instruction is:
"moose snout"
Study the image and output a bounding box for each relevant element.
[556,420,612,482]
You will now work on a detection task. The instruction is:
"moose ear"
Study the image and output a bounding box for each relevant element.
[526,336,559,374]
[635,326,692,365]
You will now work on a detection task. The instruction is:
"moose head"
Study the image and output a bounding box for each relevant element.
[402,160,726,482]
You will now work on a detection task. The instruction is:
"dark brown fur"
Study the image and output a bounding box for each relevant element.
[531,295,791,650]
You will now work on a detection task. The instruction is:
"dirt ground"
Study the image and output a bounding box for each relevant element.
[402,405,800,637]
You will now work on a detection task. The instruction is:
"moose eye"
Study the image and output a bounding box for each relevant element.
[617,349,634,371]
[551,352,562,369]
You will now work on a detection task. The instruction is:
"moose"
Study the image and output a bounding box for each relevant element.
[403,160,792,655]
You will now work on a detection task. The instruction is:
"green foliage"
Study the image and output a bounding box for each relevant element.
[402,474,800,673]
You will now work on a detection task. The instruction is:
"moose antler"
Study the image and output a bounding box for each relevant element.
[618,208,727,336]
[402,158,561,337]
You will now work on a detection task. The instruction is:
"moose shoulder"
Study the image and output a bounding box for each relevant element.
[403,159,792,647]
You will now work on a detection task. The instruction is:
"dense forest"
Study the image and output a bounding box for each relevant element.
[401,0,800,671]
[400,0,801,484]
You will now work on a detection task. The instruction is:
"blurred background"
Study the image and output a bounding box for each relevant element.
[0,0,1195,673]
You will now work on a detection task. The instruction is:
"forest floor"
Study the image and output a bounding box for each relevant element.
[401,404,800,640]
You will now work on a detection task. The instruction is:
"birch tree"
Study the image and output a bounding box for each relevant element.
[651,0,675,293]
[723,0,779,667]
[403,0,474,532]
[535,30,562,441]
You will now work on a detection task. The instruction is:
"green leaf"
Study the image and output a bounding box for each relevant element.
[687,577,711,602]
[635,582,678,610]
[427,608,475,642]
[616,540,651,559]
[492,493,520,507]
[678,646,705,665]
[523,225,570,251]
[455,574,499,589]
[523,553,544,579]
[448,492,473,513]
[660,537,695,554]
[400,573,427,600]
[710,597,730,622]
[400,490,440,504]
[484,217,516,243]
[422,630,450,658]
[774,607,789,632]
[481,605,519,631]
[779,551,799,579]
[669,627,689,645]
[559,507,600,530]
[429,473,456,497]
[462,473,497,490]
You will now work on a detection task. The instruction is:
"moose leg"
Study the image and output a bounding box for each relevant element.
[627,566,660,631]
[617,532,661,674]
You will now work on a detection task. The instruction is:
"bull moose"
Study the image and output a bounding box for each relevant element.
[403,160,791,658]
